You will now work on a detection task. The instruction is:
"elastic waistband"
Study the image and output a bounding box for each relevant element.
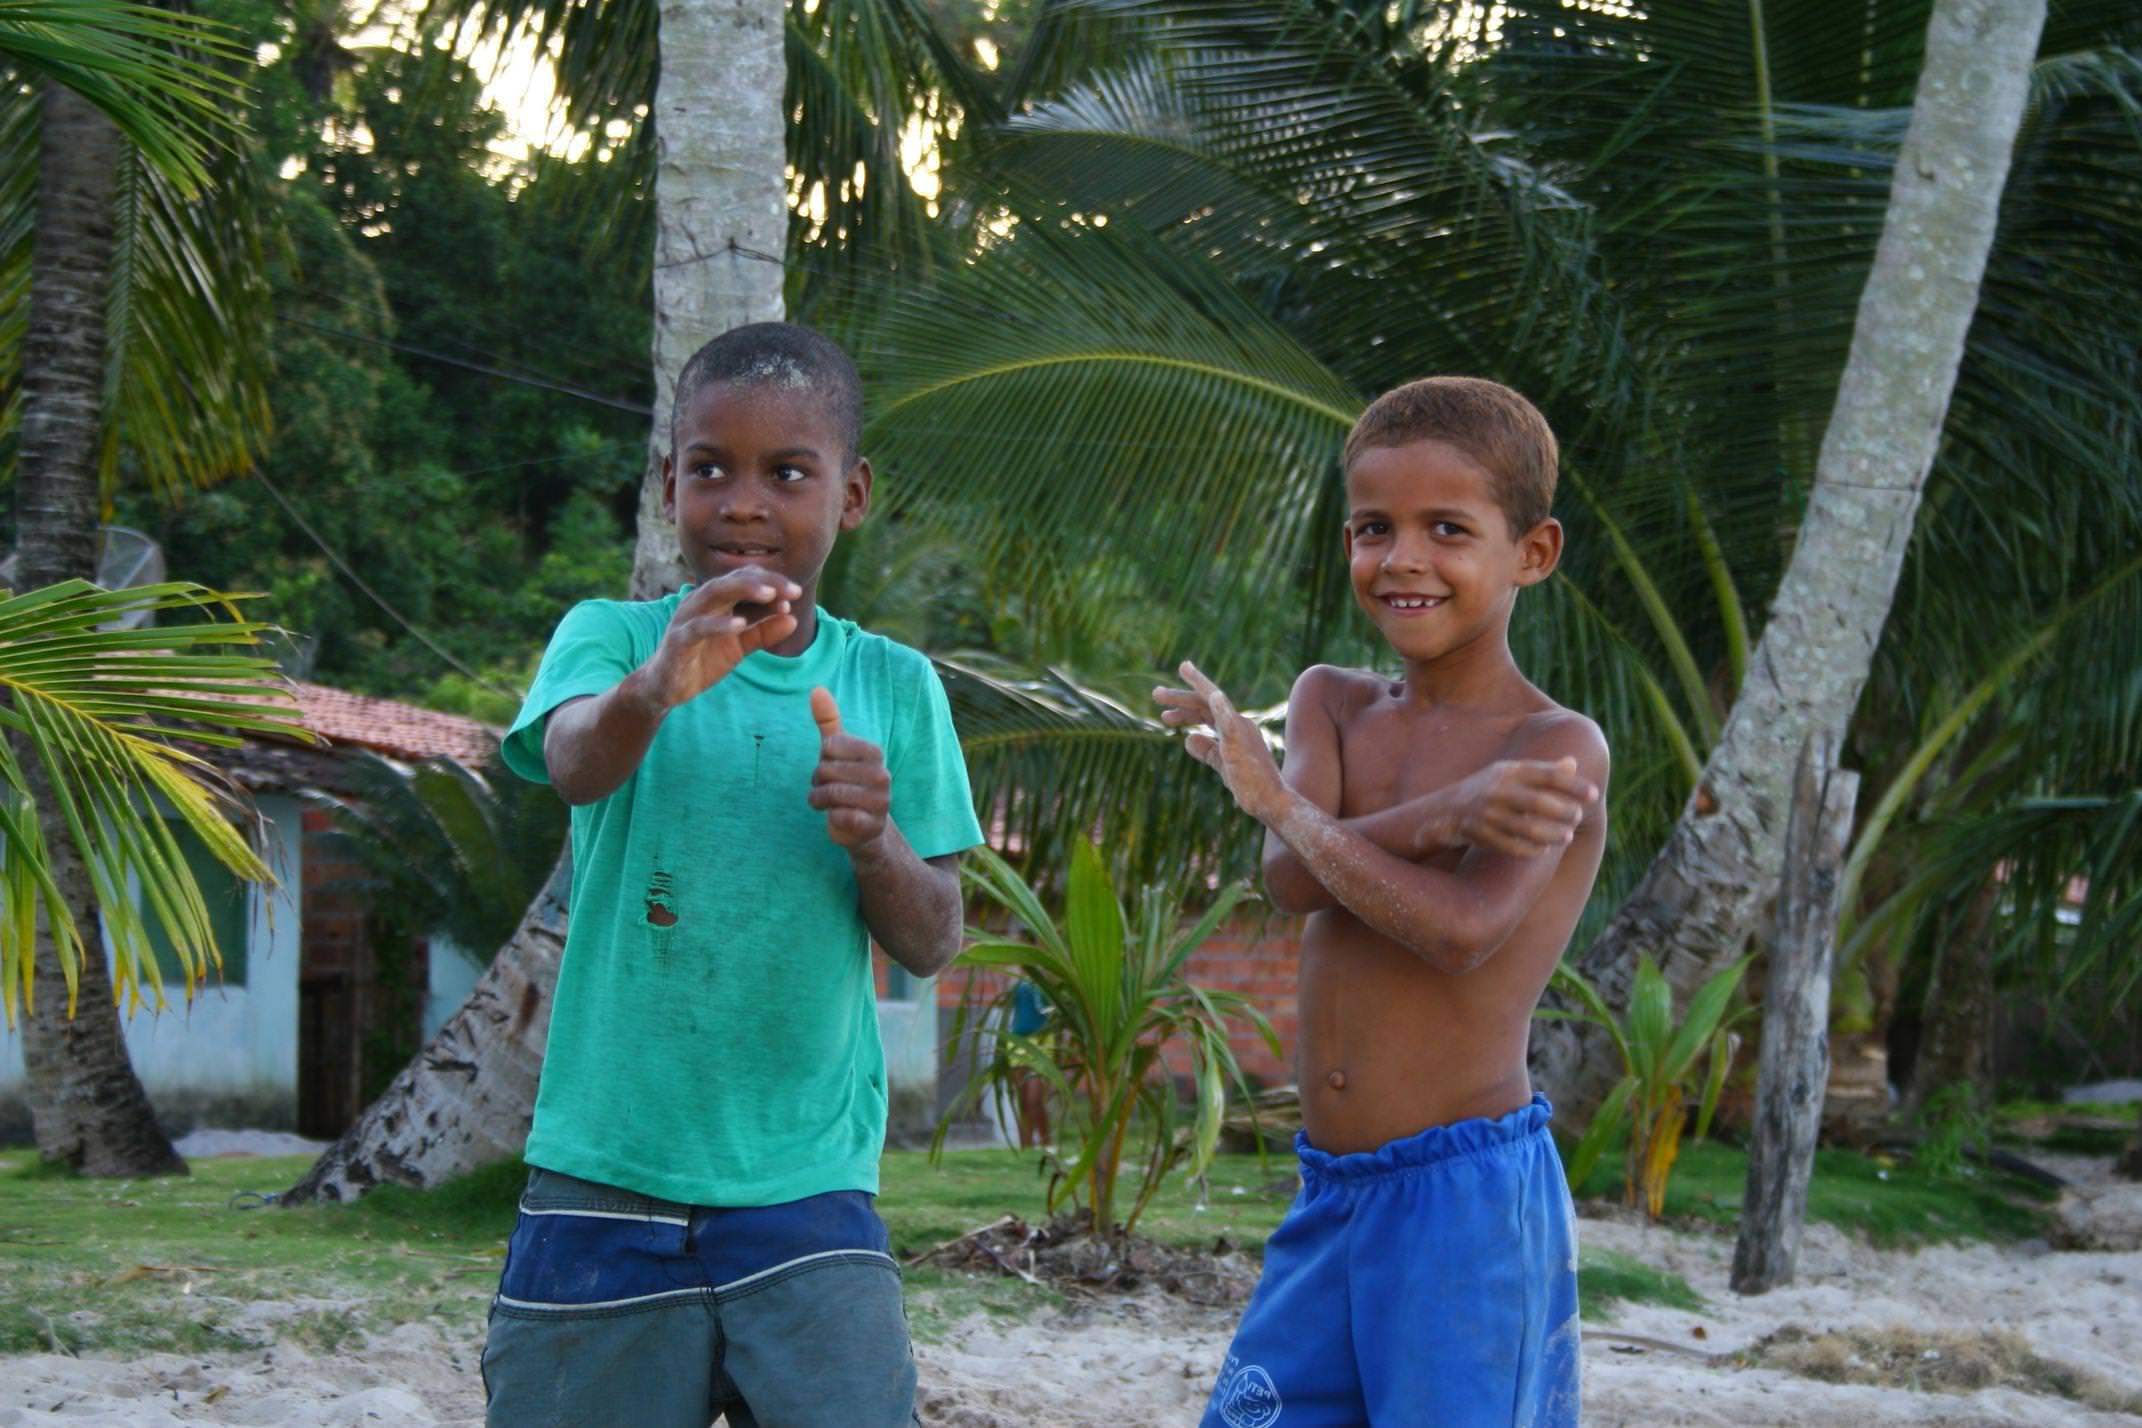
[1296,1094,1553,1180]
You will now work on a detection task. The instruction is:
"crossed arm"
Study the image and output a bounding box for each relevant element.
[1157,663,1605,976]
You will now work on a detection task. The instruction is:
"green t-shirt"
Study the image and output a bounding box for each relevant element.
[502,594,983,1206]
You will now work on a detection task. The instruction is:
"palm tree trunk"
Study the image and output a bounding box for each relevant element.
[14,85,186,1176]
[1899,871,1999,1120]
[1530,0,2050,1123]
[288,0,788,1198]
[627,0,789,597]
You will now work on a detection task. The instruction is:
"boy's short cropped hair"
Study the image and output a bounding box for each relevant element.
[672,321,864,462]
[1343,376,1559,535]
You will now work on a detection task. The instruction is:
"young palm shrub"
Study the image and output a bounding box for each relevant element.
[1544,955,1754,1219]
[934,838,1279,1237]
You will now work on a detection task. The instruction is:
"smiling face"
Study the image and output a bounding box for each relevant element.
[662,379,871,639]
[1344,438,1561,668]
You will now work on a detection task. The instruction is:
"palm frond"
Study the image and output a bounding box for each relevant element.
[0,0,248,188]
[1861,794,2142,1047]
[0,580,311,1023]
[100,131,275,497]
[855,217,1359,689]
[2,28,273,500]
[937,652,1265,897]
[423,0,980,282]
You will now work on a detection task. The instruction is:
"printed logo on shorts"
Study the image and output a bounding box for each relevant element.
[1215,1354,1283,1428]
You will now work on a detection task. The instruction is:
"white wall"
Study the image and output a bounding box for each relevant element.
[0,794,304,1135]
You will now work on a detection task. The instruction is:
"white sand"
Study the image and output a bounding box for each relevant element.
[7,1192,2140,1426]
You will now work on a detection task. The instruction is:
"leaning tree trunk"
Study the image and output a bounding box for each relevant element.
[1529,0,2050,1124]
[14,86,187,1177]
[287,0,787,1199]
[283,859,569,1201]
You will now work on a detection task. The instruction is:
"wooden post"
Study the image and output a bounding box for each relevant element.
[1732,734,1860,1295]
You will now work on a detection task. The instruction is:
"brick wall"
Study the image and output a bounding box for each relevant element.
[299,809,369,977]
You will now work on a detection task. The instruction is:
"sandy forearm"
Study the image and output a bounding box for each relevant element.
[1262,789,1464,912]
[1265,787,1495,973]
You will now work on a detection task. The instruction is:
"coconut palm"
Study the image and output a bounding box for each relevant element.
[414,0,998,592]
[5,0,283,1173]
[0,0,244,182]
[831,0,2138,1118]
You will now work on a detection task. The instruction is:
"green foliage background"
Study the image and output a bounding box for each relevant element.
[8,0,658,709]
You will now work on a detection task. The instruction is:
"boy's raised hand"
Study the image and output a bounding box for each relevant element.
[809,687,892,851]
[1155,662,1289,823]
[644,568,801,709]
[1436,757,1597,858]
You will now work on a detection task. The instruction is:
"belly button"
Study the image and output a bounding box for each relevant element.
[1326,1069,1347,1091]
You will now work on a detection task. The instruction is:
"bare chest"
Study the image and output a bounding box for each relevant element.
[1334,701,1526,818]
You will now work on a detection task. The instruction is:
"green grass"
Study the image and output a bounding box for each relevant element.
[0,1148,510,1356]
[901,1265,1065,1343]
[1568,1141,2056,1247]
[878,1146,1297,1257]
[1577,1247,1704,1322]
[0,1130,2055,1359]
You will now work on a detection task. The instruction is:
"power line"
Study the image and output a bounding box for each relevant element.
[278,314,655,418]
[251,470,524,704]
[299,287,639,392]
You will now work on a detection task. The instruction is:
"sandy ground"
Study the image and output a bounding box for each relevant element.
[6,1164,2139,1427]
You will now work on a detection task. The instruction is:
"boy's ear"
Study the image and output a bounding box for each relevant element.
[661,451,677,522]
[840,457,874,530]
[1515,516,1563,586]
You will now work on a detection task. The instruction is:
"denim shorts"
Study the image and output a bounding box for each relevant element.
[481,1166,920,1428]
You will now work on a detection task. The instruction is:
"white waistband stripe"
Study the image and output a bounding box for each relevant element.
[516,1205,692,1227]
[495,1287,707,1314]
[712,1248,897,1294]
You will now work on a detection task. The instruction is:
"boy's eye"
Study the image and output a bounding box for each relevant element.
[1354,520,1389,538]
[1434,521,1468,538]
[773,464,810,483]
[691,463,724,481]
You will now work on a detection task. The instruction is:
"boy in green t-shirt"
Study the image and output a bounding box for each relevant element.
[484,322,983,1428]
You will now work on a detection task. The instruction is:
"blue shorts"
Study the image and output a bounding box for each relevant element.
[1202,1096,1580,1428]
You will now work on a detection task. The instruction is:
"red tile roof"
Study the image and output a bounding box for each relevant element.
[288,680,501,766]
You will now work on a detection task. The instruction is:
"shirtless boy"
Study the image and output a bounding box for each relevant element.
[1157,376,1607,1428]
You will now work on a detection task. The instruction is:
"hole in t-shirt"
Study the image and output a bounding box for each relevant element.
[644,871,679,928]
